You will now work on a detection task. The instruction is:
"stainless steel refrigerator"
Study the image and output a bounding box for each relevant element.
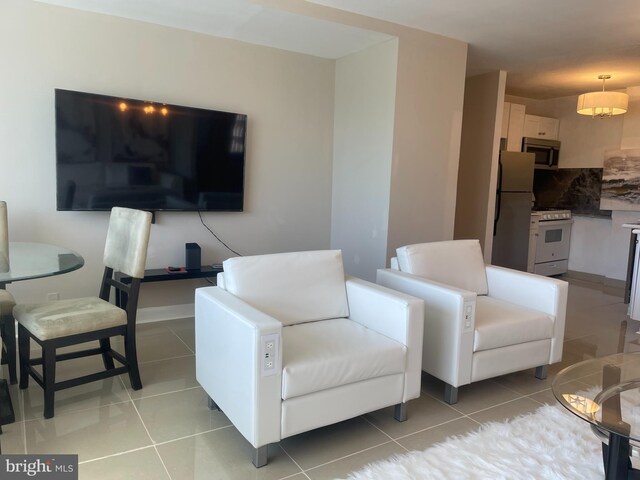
[491,151,535,271]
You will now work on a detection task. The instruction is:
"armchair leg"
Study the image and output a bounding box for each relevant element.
[535,365,548,380]
[444,384,458,405]
[393,402,408,422]
[252,445,268,468]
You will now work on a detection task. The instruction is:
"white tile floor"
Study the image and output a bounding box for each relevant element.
[0,278,635,479]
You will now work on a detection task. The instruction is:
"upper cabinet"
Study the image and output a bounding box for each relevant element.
[502,102,526,151]
[523,114,559,140]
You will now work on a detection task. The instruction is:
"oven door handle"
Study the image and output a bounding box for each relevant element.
[538,219,573,227]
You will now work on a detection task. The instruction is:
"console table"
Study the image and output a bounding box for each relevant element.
[116,265,222,283]
[117,265,223,285]
[115,265,223,308]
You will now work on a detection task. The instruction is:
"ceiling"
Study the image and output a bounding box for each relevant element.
[37,0,640,99]
[306,0,640,99]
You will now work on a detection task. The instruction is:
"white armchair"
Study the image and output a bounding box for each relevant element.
[195,250,424,467]
[376,240,567,405]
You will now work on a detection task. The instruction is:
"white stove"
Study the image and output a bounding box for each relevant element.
[528,210,573,276]
[532,210,572,222]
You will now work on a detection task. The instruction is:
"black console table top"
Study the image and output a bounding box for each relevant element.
[117,265,223,284]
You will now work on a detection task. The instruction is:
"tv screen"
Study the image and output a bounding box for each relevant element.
[55,89,246,211]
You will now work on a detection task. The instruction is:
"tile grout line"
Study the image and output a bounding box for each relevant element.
[302,440,395,475]
[361,416,410,453]
[78,445,157,465]
[129,385,202,402]
[165,326,195,355]
[139,353,194,366]
[278,444,312,480]
[152,424,234,448]
[20,389,27,454]
[116,376,172,479]
[392,416,475,442]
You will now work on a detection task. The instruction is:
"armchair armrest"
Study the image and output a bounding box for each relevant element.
[485,265,568,363]
[195,286,282,448]
[345,276,424,402]
[376,268,477,388]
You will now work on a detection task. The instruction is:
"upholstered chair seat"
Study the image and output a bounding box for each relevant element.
[377,239,568,404]
[13,297,126,340]
[196,250,424,467]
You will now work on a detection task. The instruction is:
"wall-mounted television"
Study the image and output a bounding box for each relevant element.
[55,89,246,211]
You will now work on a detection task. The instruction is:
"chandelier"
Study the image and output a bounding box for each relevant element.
[576,75,628,118]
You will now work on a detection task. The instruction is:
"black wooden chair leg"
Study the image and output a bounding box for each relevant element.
[17,325,30,390]
[42,343,56,419]
[4,317,17,384]
[99,338,115,370]
[125,333,142,390]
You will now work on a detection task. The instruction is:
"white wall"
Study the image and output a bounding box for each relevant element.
[454,71,506,261]
[385,32,467,259]
[0,0,335,306]
[1,0,470,310]
[261,0,469,269]
[330,39,398,281]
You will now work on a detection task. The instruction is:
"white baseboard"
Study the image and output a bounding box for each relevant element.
[136,303,195,324]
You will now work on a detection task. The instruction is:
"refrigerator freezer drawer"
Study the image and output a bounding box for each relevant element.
[534,260,568,276]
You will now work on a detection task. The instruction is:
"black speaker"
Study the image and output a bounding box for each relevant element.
[185,243,201,271]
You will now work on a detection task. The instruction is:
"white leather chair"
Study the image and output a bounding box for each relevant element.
[195,250,424,467]
[377,239,567,404]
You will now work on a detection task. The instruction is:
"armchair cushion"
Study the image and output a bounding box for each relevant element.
[282,318,406,400]
[474,297,554,352]
[222,250,349,326]
[396,240,488,295]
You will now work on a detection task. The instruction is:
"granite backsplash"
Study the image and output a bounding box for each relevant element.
[533,168,612,217]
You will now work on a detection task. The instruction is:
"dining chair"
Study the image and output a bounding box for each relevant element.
[13,207,152,418]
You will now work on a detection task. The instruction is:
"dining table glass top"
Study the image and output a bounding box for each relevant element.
[0,242,84,284]
[552,352,640,444]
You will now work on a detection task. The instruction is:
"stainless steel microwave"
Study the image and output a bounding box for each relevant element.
[522,137,560,169]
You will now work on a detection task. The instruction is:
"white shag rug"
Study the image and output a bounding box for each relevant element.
[343,404,604,480]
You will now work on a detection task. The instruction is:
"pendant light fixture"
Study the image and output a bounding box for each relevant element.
[577,75,628,118]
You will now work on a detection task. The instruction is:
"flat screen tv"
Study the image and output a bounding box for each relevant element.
[55,89,246,211]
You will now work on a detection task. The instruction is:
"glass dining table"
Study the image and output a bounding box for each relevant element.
[0,242,84,426]
[0,242,84,287]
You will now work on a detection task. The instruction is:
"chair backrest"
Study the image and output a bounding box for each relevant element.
[0,201,9,272]
[222,250,350,326]
[396,240,489,295]
[103,207,152,279]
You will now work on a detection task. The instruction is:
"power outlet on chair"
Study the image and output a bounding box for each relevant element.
[260,333,279,377]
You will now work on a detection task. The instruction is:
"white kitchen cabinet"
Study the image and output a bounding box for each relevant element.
[504,103,525,152]
[523,114,559,140]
